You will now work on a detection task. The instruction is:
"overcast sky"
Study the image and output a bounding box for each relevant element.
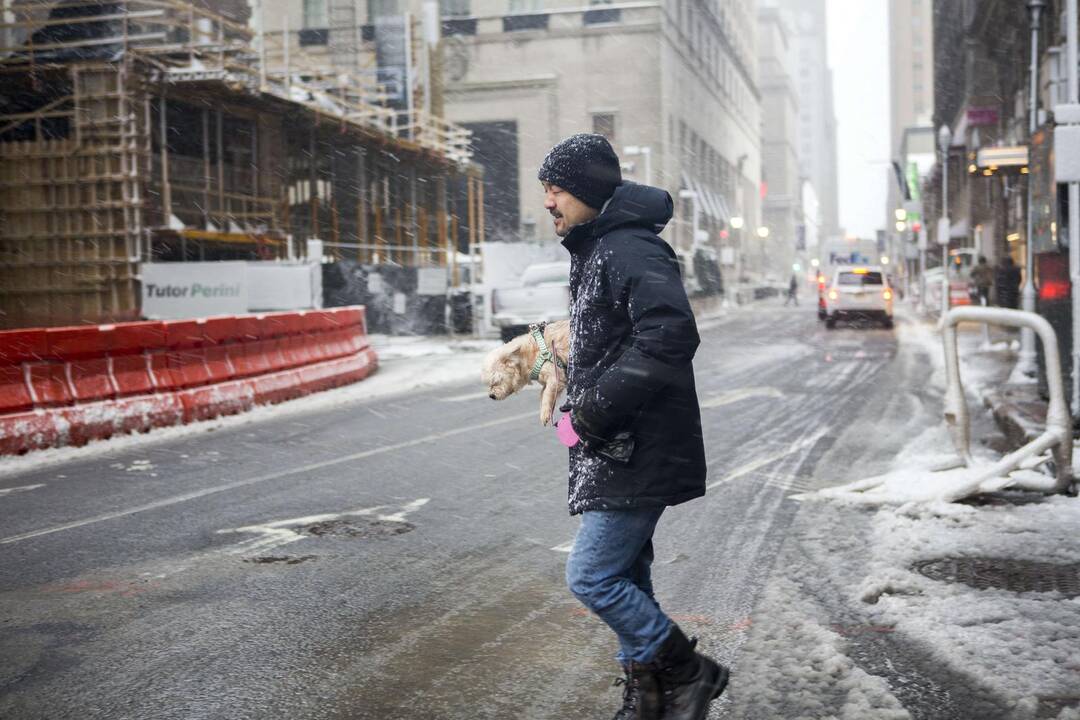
[826,0,890,239]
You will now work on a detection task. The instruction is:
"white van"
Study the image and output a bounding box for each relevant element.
[823,265,894,329]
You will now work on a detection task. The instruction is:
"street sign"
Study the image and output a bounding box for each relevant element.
[966,107,1000,127]
[976,146,1029,169]
[937,218,950,246]
[142,262,247,318]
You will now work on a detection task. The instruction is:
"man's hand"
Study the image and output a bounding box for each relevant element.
[560,389,636,463]
[562,387,616,447]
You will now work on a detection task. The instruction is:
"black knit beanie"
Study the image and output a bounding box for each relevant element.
[537,133,622,210]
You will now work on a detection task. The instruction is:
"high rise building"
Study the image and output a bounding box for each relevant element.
[886,0,935,234]
[757,4,801,277]
[770,0,839,242]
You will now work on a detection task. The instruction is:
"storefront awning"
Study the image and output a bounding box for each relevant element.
[976,146,1029,169]
[680,172,731,223]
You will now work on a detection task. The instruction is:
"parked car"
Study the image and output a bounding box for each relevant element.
[823,265,894,329]
[490,261,571,342]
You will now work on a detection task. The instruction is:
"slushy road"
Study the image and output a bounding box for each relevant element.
[0,303,909,719]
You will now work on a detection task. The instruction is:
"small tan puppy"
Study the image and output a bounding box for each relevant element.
[482,320,570,425]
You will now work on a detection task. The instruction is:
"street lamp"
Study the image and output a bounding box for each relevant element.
[939,124,952,321]
[755,226,770,276]
[1014,0,1047,379]
[729,216,745,287]
[623,146,652,186]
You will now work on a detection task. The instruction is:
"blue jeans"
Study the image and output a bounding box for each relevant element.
[565,508,672,664]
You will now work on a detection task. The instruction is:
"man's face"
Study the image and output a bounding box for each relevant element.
[542,182,599,237]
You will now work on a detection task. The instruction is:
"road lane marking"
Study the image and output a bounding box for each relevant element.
[0,411,535,546]
[0,484,45,497]
[700,386,784,409]
[705,427,830,490]
[218,498,430,556]
[440,391,493,402]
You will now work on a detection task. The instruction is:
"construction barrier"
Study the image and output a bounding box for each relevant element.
[0,307,377,456]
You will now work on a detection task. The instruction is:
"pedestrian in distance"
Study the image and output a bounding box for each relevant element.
[970,255,994,306]
[784,273,799,306]
[539,133,728,720]
[995,256,1021,309]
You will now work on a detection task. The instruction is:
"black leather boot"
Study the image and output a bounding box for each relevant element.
[612,661,662,720]
[652,625,729,720]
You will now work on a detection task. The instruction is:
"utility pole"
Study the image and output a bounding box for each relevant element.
[1055,0,1080,412]
[939,125,952,320]
[1069,0,1079,412]
[1015,0,1047,379]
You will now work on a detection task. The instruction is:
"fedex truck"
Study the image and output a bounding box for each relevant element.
[821,238,880,271]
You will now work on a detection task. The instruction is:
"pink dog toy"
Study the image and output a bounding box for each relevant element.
[556,413,580,447]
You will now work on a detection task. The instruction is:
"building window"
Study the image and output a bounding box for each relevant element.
[585,0,621,25]
[508,0,542,12]
[299,28,329,45]
[369,0,401,20]
[592,113,616,144]
[441,17,477,34]
[303,0,329,28]
[441,0,471,16]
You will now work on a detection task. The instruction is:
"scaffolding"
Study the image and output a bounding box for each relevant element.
[0,0,481,329]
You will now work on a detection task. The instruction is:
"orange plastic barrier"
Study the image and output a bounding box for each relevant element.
[0,307,377,455]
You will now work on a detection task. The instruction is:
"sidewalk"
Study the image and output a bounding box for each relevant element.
[725,305,1080,720]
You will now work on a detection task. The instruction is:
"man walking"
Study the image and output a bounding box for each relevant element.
[539,133,728,720]
[995,256,1022,309]
[970,255,994,305]
[784,273,799,306]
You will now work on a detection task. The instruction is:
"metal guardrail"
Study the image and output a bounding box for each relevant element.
[942,306,1073,497]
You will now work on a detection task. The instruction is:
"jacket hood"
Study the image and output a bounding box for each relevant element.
[593,182,674,237]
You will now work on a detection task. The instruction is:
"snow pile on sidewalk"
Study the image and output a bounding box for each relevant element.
[856,495,1080,717]
[806,314,1046,505]
[727,310,1080,718]
[729,490,1080,719]
[367,334,496,361]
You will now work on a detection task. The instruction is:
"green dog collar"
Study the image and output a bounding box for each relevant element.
[528,322,567,381]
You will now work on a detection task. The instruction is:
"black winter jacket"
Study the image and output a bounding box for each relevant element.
[562,182,707,515]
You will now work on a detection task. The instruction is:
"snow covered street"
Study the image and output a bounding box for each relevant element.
[1,302,1078,719]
